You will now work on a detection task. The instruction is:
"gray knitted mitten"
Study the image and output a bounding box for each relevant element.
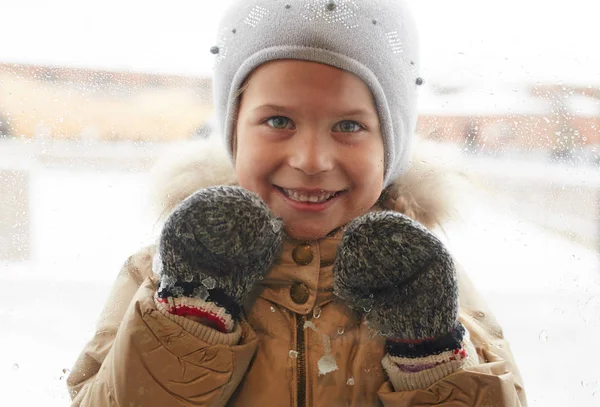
[156,186,283,321]
[333,211,463,356]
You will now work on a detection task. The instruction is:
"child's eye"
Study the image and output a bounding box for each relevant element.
[264,117,363,133]
[266,116,294,130]
[333,120,364,133]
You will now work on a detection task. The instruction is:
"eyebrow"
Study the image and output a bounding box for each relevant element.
[251,104,375,117]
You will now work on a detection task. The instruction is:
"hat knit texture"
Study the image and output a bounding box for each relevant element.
[157,186,283,310]
[211,0,421,187]
[332,211,459,340]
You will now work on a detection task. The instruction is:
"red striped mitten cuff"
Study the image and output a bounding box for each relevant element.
[154,294,236,333]
[381,323,478,391]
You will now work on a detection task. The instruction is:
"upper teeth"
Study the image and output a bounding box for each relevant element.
[284,189,336,203]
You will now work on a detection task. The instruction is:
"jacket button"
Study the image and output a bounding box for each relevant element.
[292,243,313,266]
[290,282,310,304]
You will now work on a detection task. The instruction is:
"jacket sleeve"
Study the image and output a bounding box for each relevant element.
[67,248,153,404]
[67,248,258,407]
[377,265,528,407]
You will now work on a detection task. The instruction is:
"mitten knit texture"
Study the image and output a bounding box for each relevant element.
[156,186,283,322]
[333,211,459,341]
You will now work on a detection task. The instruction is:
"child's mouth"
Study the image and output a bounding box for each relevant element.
[274,186,345,205]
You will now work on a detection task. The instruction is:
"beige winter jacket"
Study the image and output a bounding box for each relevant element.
[67,140,527,406]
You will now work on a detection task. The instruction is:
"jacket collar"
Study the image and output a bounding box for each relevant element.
[258,232,341,315]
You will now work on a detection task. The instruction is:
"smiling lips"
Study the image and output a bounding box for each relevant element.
[277,186,343,204]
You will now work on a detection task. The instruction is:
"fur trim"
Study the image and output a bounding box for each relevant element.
[149,137,236,223]
[378,139,469,229]
[149,136,470,230]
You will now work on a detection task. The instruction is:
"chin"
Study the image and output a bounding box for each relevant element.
[283,224,332,241]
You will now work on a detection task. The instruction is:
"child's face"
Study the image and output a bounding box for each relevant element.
[234,60,384,240]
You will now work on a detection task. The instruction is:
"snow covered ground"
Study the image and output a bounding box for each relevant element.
[0,162,598,406]
[443,191,600,406]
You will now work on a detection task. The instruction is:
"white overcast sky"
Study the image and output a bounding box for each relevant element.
[1,0,599,85]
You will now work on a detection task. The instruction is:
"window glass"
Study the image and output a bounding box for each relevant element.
[0,1,598,405]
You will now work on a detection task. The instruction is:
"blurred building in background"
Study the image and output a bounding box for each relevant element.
[417,83,600,164]
[0,63,213,141]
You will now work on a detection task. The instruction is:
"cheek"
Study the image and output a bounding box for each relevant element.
[357,143,385,184]
[375,146,385,186]
[234,137,270,192]
[353,143,385,204]
[234,152,256,190]
[234,133,250,188]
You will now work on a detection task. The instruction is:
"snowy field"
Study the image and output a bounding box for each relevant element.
[0,160,599,406]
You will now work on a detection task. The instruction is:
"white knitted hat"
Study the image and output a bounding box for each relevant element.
[211,0,421,187]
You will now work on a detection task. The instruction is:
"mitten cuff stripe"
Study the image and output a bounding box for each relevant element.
[382,356,465,392]
[390,343,468,372]
[157,284,241,322]
[155,295,235,333]
[382,330,479,391]
[206,287,242,322]
[154,295,242,345]
[385,323,465,358]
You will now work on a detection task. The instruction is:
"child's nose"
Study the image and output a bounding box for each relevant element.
[288,132,334,175]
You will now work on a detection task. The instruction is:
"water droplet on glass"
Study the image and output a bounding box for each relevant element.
[152,253,162,274]
[171,286,185,297]
[270,219,282,233]
[289,350,299,359]
[369,329,381,339]
[391,234,404,244]
[579,295,600,323]
[313,305,322,319]
[538,329,548,342]
[346,377,355,386]
[202,277,216,289]
[182,232,196,241]
[318,354,339,376]
[192,285,209,300]
[303,320,317,331]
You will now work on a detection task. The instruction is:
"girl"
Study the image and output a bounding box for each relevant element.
[67,0,527,405]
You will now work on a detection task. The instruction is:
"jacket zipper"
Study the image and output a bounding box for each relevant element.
[296,314,307,407]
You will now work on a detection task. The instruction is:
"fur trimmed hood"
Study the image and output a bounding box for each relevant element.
[148,136,470,231]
